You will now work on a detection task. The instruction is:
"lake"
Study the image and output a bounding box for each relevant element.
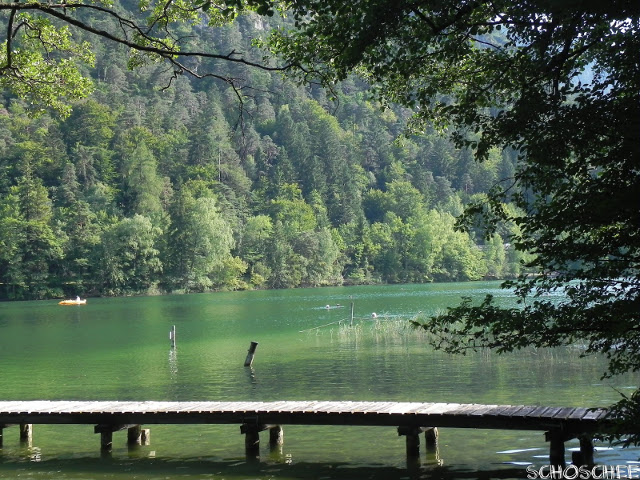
[0,282,638,479]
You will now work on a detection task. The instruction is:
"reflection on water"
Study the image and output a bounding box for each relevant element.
[0,421,638,479]
[168,347,178,379]
[0,282,638,479]
[246,365,258,386]
[0,455,535,480]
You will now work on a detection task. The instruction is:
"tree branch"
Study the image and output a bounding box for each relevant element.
[4,8,16,70]
[0,3,294,73]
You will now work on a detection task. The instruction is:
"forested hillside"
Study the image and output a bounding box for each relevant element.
[0,10,529,300]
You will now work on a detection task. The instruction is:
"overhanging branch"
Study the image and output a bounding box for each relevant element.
[0,2,294,73]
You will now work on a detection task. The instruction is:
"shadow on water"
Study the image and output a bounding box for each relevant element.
[0,454,530,480]
[1,434,531,479]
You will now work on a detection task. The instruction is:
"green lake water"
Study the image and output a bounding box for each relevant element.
[0,282,638,479]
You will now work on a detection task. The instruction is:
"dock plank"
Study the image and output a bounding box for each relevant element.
[387,403,426,415]
[567,408,591,420]
[429,403,463,415]
[582,408,606,421]
[260,401,296,413]
[465,405,502,416]
[541,407,563,418]
[20,401,56,413]
[307,401,341,413]
[367,402,399,414]
[503,406,537,417]
[552,407,577,420]
[448,404,483,415]
[76,401,117,413]
[321,402,356,413]
[100,402,144,413]
[47,402,93,413]
[358,402,387,414]
[526,406,553,418]
[288,402,324,413]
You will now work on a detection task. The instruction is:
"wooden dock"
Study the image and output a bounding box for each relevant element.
[0,400,610,466]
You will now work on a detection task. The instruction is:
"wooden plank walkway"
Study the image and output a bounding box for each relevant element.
[0,400,610,465]
[0,400,607,430]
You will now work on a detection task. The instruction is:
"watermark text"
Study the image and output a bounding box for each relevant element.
[526,465,640,479]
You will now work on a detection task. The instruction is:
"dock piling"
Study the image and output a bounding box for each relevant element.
[398,426,422,457]
[128,425,142,445]
[425,427,438,450]
[406,432,420,457]
[398,426,438,458]
[545,429,566,468]
[100,431,113,452]
[96,424,147,452]
[169,325,176,348]
[572,435,594,467]
[19,424,32,445]
[240,423,261,458]
[269,425,284,448]
[244,341,259,367]
[245,430,259,452]
[579,435,594,466]
[0,424,33,447]
[241,423,283,458]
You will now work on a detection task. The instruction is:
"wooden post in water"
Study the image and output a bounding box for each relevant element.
[128,425,142,445]
[350,301,354,326]
[96,424,143,453]
[245,430,260,458]
[141,428,150,445]
[579,435,594,466]
[424,427,441,466]
[244,341,259,367]
[425,427,438,450]
[169,325,176,348]
[269,425,284,448]
[398,426,421,457]
[19,424,32,445]
[406,433,420,457]
[240,423,261,459]
[571,435,594,467]
[126,425,150,447]
[399,426,438,458]
[100,431,113,452]
[545,429,566,468]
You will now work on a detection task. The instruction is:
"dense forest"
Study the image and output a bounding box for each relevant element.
[0,9,530,300]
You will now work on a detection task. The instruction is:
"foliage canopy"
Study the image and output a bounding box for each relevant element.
[1,2,520,300]
[0,1,287,116]
[263,0,640,443]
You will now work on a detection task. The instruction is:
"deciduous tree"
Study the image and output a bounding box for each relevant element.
[99,214,162,295]
[166,189,234,292]
[265,0,640,441]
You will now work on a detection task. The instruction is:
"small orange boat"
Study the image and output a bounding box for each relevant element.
[59,298,87,306]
